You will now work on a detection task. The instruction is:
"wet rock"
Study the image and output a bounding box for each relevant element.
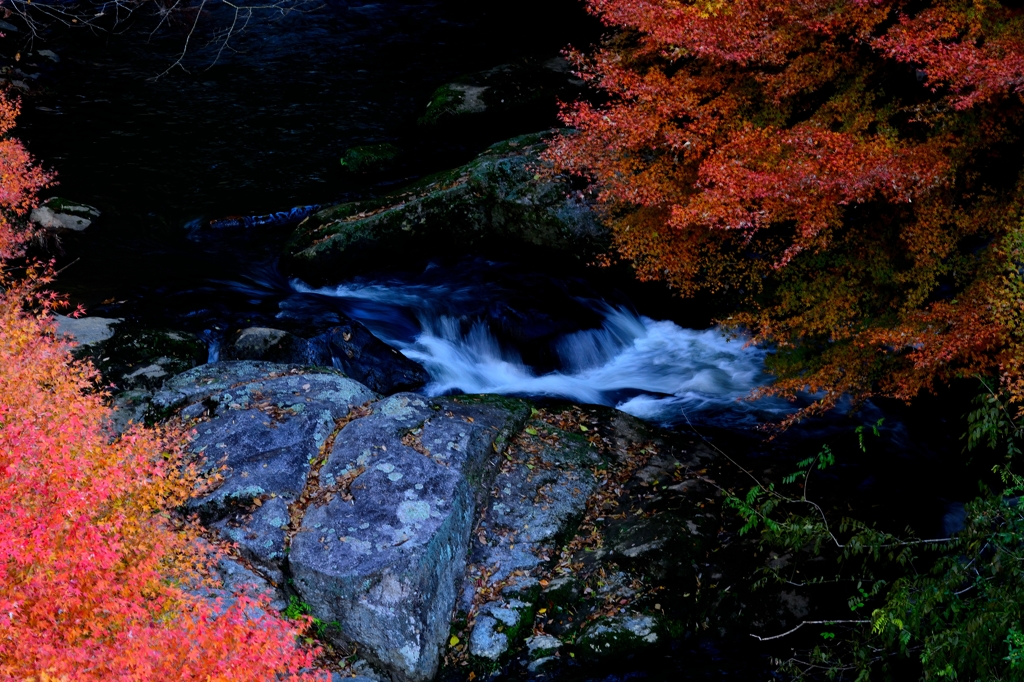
[577,614,660,661]
[30,197,100,231]
[223,322,429,395]
[70,321,206,395]
[308,324,429,394]
[289,394,530,682]
[339,143,402,173]
[227,327,311,364]
[54,314,120,346]
[417,57,583,127]
[283,132,607,284]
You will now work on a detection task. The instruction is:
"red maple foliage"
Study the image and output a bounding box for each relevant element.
[0,87,327,681]
[547,0,1024,420]
[0,89,51,258]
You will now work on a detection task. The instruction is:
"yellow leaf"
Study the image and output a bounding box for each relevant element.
[449,635,460,647]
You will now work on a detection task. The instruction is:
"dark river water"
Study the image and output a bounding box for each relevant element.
[10,2,990,678]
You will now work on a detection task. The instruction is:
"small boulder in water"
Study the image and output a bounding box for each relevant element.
[339,142,402,173]
[309,324,430,394]
[30,197,100,232]
[54,314,120,346]
[228,327,310,364]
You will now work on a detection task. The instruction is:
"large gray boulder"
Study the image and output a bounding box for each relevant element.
[162,363,531,681]
[159,363,377,586]
[289,394,529,682]
[282,132,608,284]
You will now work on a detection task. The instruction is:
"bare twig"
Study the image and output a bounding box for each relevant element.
[751,619,870,642]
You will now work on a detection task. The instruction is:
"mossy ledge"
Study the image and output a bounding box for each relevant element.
[281,132,609,284]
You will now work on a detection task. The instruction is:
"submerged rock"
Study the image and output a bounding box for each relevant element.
[282,132,607,284]
[339,143,402,173]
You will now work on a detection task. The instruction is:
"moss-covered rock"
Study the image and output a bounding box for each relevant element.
[72,321,206,393]
[282,132,608,283]
[574,614,661,662]
[417,57,583,127]
[339,142,402,173]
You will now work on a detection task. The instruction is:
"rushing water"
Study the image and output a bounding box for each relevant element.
[292,267,792,427]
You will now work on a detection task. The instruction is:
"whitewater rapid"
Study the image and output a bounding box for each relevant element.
[293,276,790,427]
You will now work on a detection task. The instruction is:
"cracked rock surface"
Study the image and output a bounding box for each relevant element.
[165,365,530,682]
[290,394,529,682]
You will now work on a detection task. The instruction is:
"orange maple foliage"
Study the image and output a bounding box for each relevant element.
[547,0,1024,420]
[0,90,51,258]
[0,87,327,681]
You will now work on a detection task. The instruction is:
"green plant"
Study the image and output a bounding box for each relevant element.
[284,596,341,640]
[724,394,1024,680]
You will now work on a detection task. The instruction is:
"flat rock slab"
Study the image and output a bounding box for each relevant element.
[152,361,306,415]
[290,394,529,682]
[466,418,599,600]
[54,314,121,346]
